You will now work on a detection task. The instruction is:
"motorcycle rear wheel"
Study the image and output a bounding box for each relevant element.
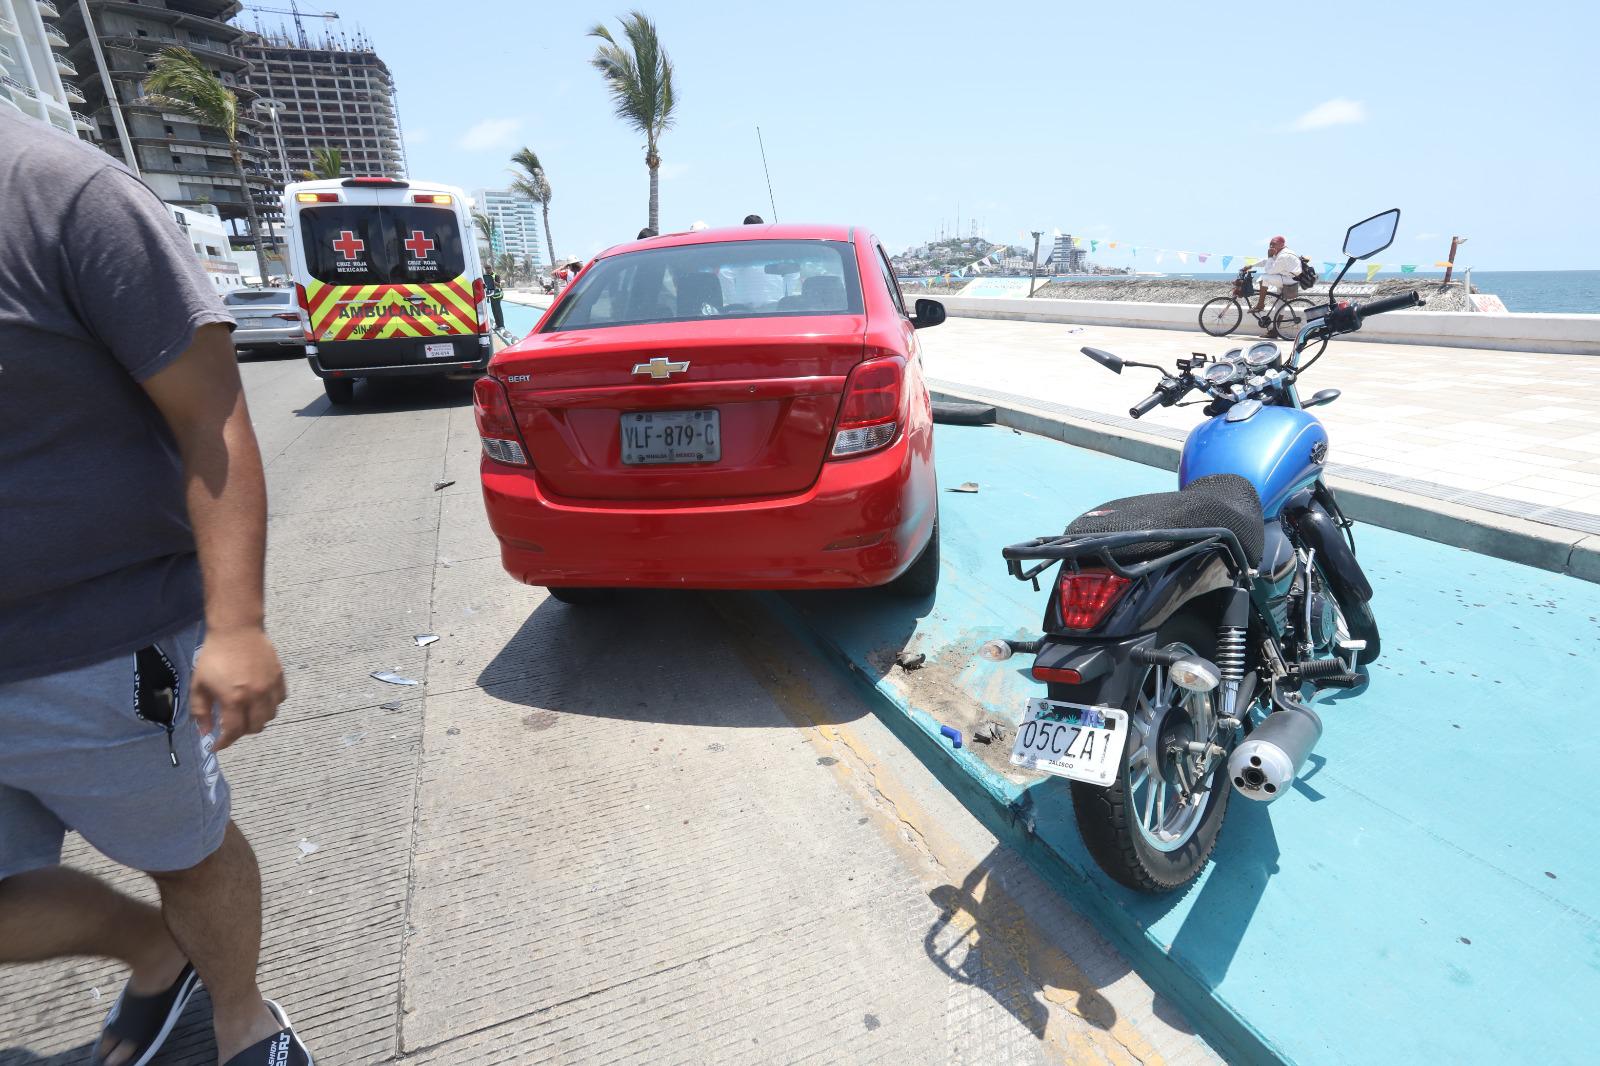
[1071,612,1232,893]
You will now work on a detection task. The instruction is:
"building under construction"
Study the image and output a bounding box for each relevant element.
[237,23,405,183]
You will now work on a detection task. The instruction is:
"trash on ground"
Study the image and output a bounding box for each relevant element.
[1064,326,1085,334]
[446,726,461,736]
[89,987,102,1002]
[433,479,455,491]
[974,721,1007,745]
[939,724,963,749]
[380,701,404,712]
[297,838,319,859]
[895,651,927,671]
[371,670,420,686]
[413,634,440,647]
[340,731,366,748]
[438,558,454,568]
[949,482,980,493]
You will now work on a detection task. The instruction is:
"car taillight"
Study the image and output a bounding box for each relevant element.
[272,312,299,321]
[1057,570,1132,630]
[473,277,489,334]
[830,356,903,458]
[473,377,530,466]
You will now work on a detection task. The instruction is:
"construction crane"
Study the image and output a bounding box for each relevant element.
[243,2,339,49]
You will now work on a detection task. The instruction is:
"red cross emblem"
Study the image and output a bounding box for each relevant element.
[404,230,435,259]
[331,230,365,260]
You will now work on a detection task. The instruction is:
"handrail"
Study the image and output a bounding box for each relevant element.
[1002,526,1252,582]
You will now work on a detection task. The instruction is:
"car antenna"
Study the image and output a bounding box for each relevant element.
[756,126,778,222]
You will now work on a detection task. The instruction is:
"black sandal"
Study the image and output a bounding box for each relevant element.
[222,1000,316,1066]
[93,962,200,1066]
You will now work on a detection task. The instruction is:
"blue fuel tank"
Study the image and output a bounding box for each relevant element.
[1179,404,1328,518]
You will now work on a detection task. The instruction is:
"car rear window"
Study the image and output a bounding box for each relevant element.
[298,205,466,286]
[224,289,293,306]
[544,239,862,332]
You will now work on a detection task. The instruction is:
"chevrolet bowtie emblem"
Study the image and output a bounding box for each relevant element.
[632,357,690,380]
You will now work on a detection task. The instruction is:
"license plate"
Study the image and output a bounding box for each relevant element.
[621,410,721,465]
[1009,699,1128,787]
[424,342,455,359]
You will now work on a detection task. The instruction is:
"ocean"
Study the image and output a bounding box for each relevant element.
[1149,270,1598,314]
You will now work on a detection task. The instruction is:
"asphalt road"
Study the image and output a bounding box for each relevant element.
[0,352,1217,1066]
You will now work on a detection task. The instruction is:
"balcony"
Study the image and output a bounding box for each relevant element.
[43,24,69,48]
[2,74,37,101]
[61,80,85,102]
[0,16,18,38]
[38,0,62,15]
[72,110,94,130]
[99,33,246,70]
[53,52,76,75]
[0,42,11,61]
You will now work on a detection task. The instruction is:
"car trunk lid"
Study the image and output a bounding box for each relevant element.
[495,316,865,500]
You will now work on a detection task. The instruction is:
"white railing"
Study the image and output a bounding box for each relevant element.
[37,0,61,16]
[52,52,76,74]
[71,110,93,127]
[2,74,37,99]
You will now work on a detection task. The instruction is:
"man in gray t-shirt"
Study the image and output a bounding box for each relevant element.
[0,114,313,1064]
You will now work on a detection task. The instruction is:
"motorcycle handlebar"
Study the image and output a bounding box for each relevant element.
[1359,290,1425,319]
[1130,390,1166,418]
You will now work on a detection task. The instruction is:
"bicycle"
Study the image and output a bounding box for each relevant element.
[1199,267,1313,338]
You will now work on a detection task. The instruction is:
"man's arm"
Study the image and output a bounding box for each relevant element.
[141,322,285,751]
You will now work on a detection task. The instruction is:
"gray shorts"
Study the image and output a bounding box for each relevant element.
[0,620,230,880]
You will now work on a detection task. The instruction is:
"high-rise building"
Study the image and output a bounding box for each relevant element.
[236,28,405,183]
[0,0,91,139]
[1050,234,1089,274]
[55,0,274,225]
[473,188,545,270]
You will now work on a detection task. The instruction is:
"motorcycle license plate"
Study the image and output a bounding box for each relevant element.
[1009,699,1128,788]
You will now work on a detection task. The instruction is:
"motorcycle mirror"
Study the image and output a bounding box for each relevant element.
[1304,388,1342,409]
[1343,208,1401,260]
[1081,346,1123,374]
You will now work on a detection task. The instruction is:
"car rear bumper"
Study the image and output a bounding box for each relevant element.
[481,433,935,589]
[309,334,491,379]
[235,325,304,347]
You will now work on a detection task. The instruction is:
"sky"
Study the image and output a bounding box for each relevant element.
[272,0,1600,270]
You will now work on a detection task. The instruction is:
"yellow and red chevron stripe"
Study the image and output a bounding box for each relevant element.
[300,277,479,343]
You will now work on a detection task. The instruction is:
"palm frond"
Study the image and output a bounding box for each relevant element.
[508,146,552,204]
[588,12,676,149]
[144,48,237,141]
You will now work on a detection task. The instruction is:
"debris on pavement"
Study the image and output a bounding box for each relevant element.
[939,724,963,749]
[446,726,461,736]
[974,721,1007,744]
[371,670,419,686]
[433,479,455,491]
[413,634,440,647]
[380,701,403,712]
[297,838,319,859]
[340,731,366,748]
[895,651,927,671]
[89,987,102,1002]
[949,482,980,493]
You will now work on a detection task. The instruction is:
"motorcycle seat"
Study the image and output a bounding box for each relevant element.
[1064,474,1264,568]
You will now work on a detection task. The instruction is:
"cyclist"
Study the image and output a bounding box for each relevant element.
[1251,235,1301,333]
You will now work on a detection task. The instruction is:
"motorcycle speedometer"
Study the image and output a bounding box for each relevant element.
[1202,361,1239,386]
[1245,341,1280,368]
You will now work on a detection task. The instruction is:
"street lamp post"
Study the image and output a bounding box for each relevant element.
[251,98,291,183]
[1028,231,1043,297]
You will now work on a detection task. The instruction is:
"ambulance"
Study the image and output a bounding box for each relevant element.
[284,177,492,404]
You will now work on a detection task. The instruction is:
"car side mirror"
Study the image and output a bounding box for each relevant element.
[1304,388,1341,409]
[911,298,946,329]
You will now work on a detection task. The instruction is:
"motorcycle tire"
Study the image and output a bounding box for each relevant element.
[1071,612,1232,894]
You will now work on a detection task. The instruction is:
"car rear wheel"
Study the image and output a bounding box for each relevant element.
[886,515,940,598]
[323,377,355,405]
[545,587,617,606]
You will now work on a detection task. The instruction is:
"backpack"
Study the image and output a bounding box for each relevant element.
[1296,256,1318,288]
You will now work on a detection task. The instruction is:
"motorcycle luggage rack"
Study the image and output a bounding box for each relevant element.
[1001,527,1252,587]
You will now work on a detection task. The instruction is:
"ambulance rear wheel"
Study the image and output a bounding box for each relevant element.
[323,377,355,405]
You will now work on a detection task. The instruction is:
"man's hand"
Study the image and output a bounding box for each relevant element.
[191,625,286,751]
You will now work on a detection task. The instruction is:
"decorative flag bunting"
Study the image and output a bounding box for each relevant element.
[1155,251,1164,264]
[1108,242,1118,249]
[1365,263,1383,281]
[1323,261,1337,275]
[1434,261,1453,267]
[1090,240,1099,253]
[1244,257,1258,267]
[1400,264,1416,273]
[1221,256,1232,269]
[1176,251,1188,264]
[1198,254,1208,263]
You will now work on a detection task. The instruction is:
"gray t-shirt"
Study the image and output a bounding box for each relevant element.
[0,112,234,683]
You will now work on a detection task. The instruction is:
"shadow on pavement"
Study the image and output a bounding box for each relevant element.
[235,346,306,363]
[475,591,874,729]
[0,988,215,1066]
[293,375,475,417]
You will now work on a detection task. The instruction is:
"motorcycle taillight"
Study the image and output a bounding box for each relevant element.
[1057,570,1131,629]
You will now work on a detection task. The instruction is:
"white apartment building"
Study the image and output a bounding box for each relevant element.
[0,0,91,139]
[168,201,249,292]
[473,188,545,269]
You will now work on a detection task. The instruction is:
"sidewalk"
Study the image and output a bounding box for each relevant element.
[918,316,1600,534]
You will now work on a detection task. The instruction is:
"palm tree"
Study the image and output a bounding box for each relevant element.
[303,146,343,180]
[509,146,557,269]
[473,211,498,258]
[144,47,269,283]
[588,12,677,233]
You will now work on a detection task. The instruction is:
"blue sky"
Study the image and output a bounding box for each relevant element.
[280,0,1598,269]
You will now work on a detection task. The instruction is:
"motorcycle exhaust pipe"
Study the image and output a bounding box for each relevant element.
[1229,701,1322,802]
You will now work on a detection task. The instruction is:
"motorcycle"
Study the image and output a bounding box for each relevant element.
[981,209,1418,893]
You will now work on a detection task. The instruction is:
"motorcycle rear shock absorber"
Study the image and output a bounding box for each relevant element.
[1217,588,1250,723]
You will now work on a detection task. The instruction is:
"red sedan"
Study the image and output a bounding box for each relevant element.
[474,223,945,603]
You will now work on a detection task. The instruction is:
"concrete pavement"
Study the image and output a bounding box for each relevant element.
[0,353,1216,1065]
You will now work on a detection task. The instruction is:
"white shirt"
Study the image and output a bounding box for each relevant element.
[1264,249,1300,284]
